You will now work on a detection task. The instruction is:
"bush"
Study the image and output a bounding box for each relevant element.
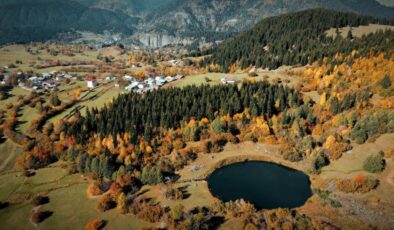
[86,219,105,230]
[0,201,9,209]
[282,150,304,162]
[31,195,49,206]
[336,174,379,193]
[137,204,164,223]
[96,194,116,212]
[31,209,52,224]
[171,204,184,221]
[164,185,184,200]
[248,72,258,77]
[310,151,329,174]
[363,152,385,173]
[380,75,391,89]
[141,166,163,185]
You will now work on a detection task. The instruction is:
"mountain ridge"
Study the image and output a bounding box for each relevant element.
[0,0,393,46]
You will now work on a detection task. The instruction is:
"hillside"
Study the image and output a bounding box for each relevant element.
[0,0,137,44]
[0,0,394,47]
[204,9,394,71]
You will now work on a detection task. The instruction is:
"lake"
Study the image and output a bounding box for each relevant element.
[207,161,312,209]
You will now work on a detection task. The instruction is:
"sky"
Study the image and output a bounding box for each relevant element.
[377,0,394,7]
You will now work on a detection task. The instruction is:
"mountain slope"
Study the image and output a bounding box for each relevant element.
[0,0,393,46]
[204,9,394,71]
[143,0,394,34]
[0,0,137,44]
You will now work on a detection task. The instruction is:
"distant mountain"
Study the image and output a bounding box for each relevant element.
[144,0,394,34]
[377,0,394,7]
[0,0,137,44]
[0,0,393,46]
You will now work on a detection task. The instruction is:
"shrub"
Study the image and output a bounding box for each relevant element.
[86,219,105,230]
[87,182,104,196]
[31,209,52,224]
[336,174,379,193]
[310,151,329,174]
[363,152,385,173]
[171,204,184,221]
[163,185,184,200]
[0,201,9,209]
[31,195,49,206]
[96,194,116,212]
[282,150,304,162]
[141,166,163,185]
[380,75,391,89]
[137,204,164,223]
[248,72,258,77]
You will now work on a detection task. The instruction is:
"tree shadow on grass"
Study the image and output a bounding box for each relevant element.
[178,185,191,200]
[0,136,6,144]
[206,216,226,229]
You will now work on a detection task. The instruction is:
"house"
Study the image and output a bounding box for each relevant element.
[155,76,166,86]
[87,77,98,89]
[138,83,147,89]
[174,74,184,80]
[123,75,135,81]
[125,81,139,91]
[165,76,174,82]
[43,81,56,89]
[105,76,116,82]
[42,72,52,79]
[28,76,39,82]
[144,77,154,85]
[221,77,237,84]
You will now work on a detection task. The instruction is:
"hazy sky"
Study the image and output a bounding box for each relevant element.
[377,0,394,7]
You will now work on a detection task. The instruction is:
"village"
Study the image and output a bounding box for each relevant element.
[0,63,239,98]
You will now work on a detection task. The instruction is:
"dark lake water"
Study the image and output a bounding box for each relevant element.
[207,161,312,209]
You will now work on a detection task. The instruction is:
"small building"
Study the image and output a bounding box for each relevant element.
[43,81,56,89]
[87,77,98,89]
[105,76,116,82]
[42,72,52,79]
[28,76,38,82]
[165,76,174,82]
[155,76,166,86]
[125,81,139,91]
[221,77,237,84]
[174,74,184,80]
[123,75,135,81]
[144,77,154,85]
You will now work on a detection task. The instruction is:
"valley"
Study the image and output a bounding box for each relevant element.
[0,6,393,230]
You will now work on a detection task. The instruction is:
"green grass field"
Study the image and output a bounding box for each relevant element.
[167,67,297,89]
[0,164,151,230]
[0,140,24,173]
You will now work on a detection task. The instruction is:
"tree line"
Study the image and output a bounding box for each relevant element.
[203,9,394,71]
[64,81,303,146]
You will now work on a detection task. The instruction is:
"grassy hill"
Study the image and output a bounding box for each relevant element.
[0,0,137,44]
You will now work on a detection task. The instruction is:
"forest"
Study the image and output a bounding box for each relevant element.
[65,82,303,145]
[203,9,394,71]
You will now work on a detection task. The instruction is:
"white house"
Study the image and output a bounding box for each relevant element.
[125,81,139,91]
[28,76,38,82]
[123,75,135,81]
[105,76,116,82]
[42,72,51,79]
[165,76,174,82]
[174,74,184,80]
[43,81,56,89]
[155,76,166,86]
[221,77,237,84]
[87,77,98,89]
